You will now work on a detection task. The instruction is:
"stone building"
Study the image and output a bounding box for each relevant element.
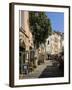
[45,32,64,59]
[19,11,34,51]
[19,11,35,75]
[38,44,46,64]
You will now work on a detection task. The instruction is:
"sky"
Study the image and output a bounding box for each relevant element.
[46,12,64,33]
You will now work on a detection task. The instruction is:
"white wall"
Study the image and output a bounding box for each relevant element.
[0,0,72,90]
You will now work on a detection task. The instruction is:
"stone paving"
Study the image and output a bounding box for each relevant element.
[20,60,53,79]
[28,60,53,78]
[19,60,64,79]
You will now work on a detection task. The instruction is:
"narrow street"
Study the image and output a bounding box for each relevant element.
[20,60,64,79]
[28,60,53,78]
[39,61,64,78]
[19,10,64,80]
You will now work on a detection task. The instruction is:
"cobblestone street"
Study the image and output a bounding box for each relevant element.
[39,62,64,78]
[20,60,64,79]
[28,60,53,78]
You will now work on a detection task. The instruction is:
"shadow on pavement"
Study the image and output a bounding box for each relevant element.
[39,65,64,78]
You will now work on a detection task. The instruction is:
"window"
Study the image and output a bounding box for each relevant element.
[48,40,49,45]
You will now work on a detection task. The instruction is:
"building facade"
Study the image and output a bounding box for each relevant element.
[45,32,64,56]
[19,11,35,76]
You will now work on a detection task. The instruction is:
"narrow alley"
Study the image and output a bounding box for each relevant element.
[20,59,64,79]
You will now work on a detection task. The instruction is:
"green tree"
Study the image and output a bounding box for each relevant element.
[29,11,52,48]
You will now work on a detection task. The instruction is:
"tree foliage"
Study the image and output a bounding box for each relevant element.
[29,11,52,48]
